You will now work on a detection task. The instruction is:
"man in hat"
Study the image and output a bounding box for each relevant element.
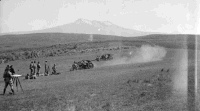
[10,65,15,75]
[3,65,15,95]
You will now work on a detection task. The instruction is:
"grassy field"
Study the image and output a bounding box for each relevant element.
[0,34,198,111]
[0,47,192,111]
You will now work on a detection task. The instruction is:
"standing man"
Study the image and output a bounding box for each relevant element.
[32,61,37,76]
[36,62,41,76]
[10,65,15,75]
[9,65,15,93]
[47,65,50,76]
[45,61,48,76]
[3,65,15,95]
[29,61,33,76]
[52,64,56,75]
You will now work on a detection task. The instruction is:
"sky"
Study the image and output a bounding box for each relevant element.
[0,0,199,34]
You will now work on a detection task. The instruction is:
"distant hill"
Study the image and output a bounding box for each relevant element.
[0,32,198,63]
[0,19,150,37]
[0,33,123,51]
[0,32,198,51]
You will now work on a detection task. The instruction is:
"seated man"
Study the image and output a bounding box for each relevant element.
[52,64,60,75]
[25,74,29,79]
[52,64,59,75]
[30,74,37,79]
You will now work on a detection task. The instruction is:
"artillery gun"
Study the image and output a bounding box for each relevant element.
[95,54,113,61]
[70,60,94,71]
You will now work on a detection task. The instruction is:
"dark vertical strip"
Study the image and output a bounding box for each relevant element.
[187,35,196,111]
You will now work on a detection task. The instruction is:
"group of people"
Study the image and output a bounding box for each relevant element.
[29,61,41,78]
[2,61,59,95]
[27,61,58,79]
[2,65,15,95]
[44,61,58,75]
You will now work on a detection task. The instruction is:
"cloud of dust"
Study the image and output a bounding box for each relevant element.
[104,45,167,66]
[172,48,188,95]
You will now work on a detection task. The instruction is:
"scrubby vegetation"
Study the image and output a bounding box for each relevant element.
[0,33,188,64]
[0,40,148,63]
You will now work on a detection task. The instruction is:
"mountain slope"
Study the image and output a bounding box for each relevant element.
[40,19,147,37]
[1,19,150,37]
[38,19,148,37]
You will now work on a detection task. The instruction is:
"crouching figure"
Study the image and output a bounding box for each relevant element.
[51,64,60,75]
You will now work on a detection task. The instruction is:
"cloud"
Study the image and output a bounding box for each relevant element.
[28,19,48,30]
[0,0,198,34]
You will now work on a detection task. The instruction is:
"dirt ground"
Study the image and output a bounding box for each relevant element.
[0,44,194,111]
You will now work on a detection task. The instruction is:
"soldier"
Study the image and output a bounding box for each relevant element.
[105,54,108,59]
[47,65,50,75]
[3,65,15,95]
[29,61,33,76]
[81,60,86,65]
[10,65,15,75]
[52,64,56,75]
[9,65,15,89]
[36,62,41,76]
[44,61,48,76]
[32,61,37,76]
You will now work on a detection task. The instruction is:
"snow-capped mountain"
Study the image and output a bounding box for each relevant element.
[35,18,148,37]
[1,19,149,37]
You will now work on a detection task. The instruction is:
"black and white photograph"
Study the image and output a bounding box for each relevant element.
[0,0,199,111]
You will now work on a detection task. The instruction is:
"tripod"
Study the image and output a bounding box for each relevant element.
[12,75,24,92]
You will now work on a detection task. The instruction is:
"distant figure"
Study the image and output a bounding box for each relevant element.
[52,64,56,74]
[45,61,48,76]
[10,65,15,75]
[47,65,50,75]
[1,59,5,64]
[36,62,41,76]
[3,65,15,95]
[29,61,33,75]
[32,61,37,76]
[25,74,29,79]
